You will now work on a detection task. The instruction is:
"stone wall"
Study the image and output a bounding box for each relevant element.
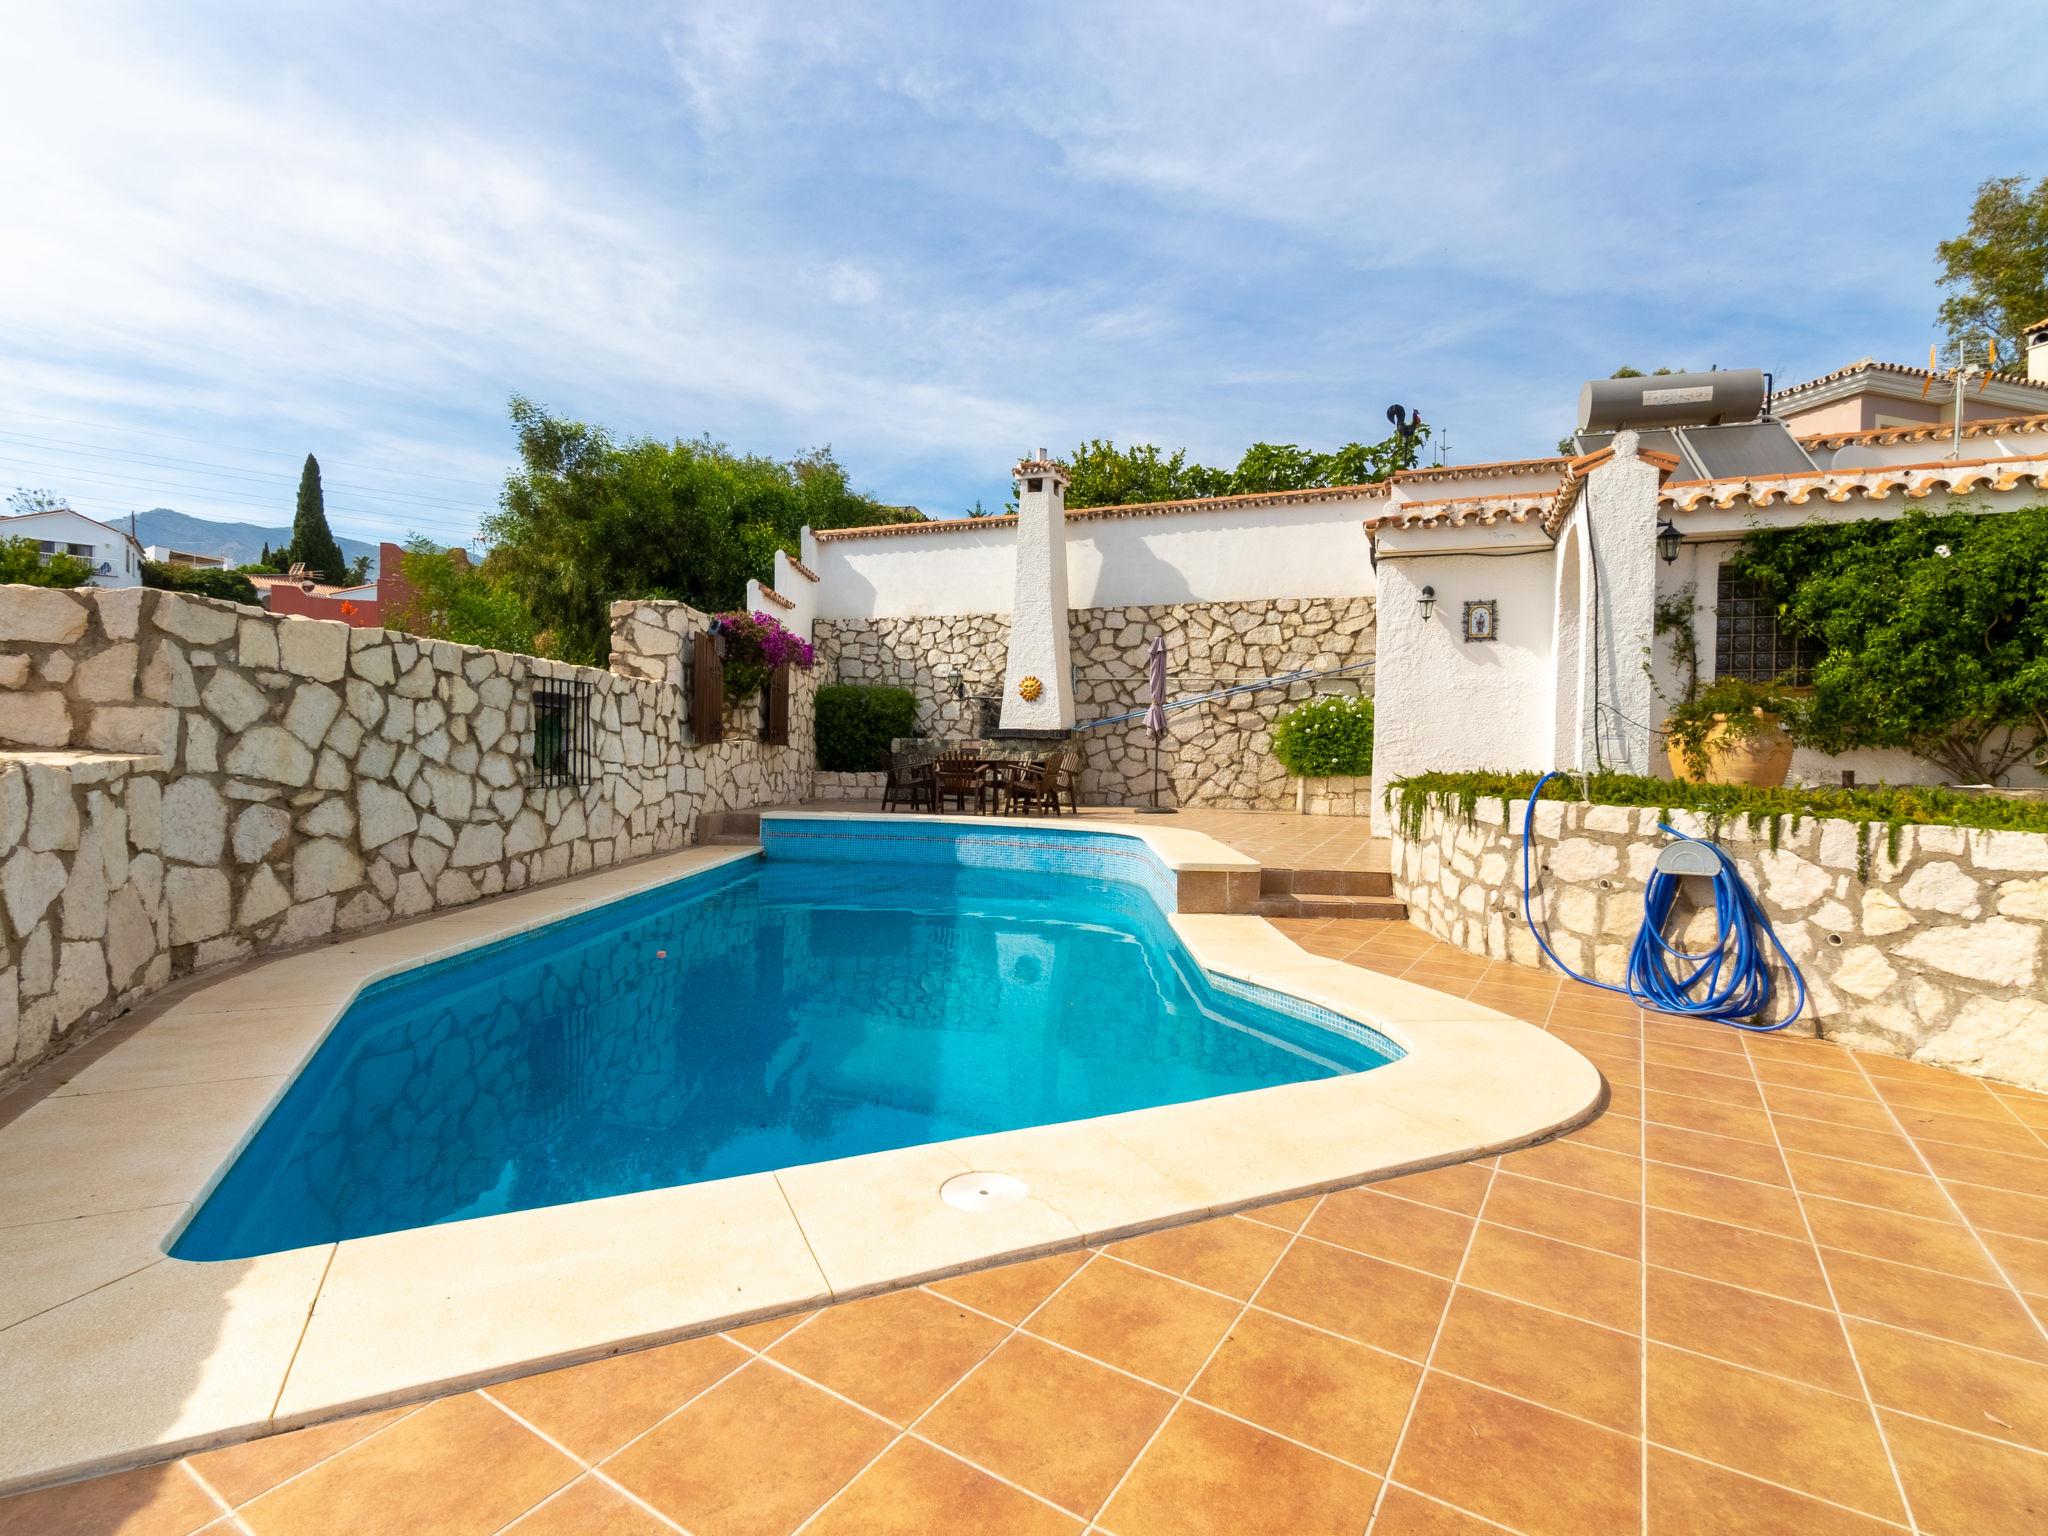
[1392,796,2048,1091]
[0,585,815,1087]
[818,595,1374,809]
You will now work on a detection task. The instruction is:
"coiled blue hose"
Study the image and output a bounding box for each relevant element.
[1519,770,1805,1032]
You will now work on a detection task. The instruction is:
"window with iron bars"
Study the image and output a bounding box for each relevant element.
[1713,565,1822,685]
[531,677,594,786]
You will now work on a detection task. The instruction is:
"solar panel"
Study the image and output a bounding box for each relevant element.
[1672,421,1817,479]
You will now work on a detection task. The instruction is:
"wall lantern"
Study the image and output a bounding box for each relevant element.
[1417,584,1437,619]
[1656,518,1682,565]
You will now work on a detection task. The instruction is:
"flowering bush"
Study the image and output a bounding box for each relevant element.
[1271,695,1374,777]
[710,610,815,700]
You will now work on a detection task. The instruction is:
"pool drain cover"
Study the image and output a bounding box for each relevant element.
[941,1172,1029,1212]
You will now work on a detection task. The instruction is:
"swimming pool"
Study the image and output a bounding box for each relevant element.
[173,823,1399,1261]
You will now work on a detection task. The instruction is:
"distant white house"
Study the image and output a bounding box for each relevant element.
[141,544,228,571]
[0,508,145,588]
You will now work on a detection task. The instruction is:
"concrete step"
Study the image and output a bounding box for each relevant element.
[1251,893,1408,921]
[1258,867,1394,898]
[697,811,761,845]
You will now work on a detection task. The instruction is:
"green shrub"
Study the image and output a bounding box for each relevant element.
[816,685,918,771]
[0,536,95,587]
[1385,768,2048,877]
[141,560,259,606]
[1271,695,1373,777]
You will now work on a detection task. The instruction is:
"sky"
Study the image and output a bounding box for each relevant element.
[3,1,2044,550]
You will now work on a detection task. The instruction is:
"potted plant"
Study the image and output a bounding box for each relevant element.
[709,610,815,701]
[1662,676,1798,785]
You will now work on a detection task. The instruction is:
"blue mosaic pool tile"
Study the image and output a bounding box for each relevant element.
[1210,973,1405,1059]
[761,817,1181,913]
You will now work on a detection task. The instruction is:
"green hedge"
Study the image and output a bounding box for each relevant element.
[141,560,260,606]
[1271,695,1373,777]
[816,685,918,771]
[1386,769,2048,875]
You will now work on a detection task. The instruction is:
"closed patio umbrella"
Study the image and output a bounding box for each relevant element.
[1141,635,1171,813]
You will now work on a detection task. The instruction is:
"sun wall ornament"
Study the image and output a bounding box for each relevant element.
[1017,675,1043,702]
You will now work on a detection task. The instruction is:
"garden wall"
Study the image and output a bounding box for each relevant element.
[818,595,1373,809]
[1392,796,2048,1091]
[0,585,815,1087]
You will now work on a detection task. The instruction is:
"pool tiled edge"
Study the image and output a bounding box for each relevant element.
[0,818,1601,1495]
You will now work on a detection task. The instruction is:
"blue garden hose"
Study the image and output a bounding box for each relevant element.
[1519,771,1805,1032]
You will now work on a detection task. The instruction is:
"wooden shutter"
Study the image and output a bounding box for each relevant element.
[763,665,791,746]
[691,632,725,745]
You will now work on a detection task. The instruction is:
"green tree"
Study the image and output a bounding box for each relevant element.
[1063,440,1230,508]
[1937,176,2048,358]
[286,454,349,581]
[1059,423,1426,512]
[6,487,66,515]
[482,397,911,664]
[140,560,260,605]
[1726,506,2048,782]
[386,538,543,655]
[0,535,95,587]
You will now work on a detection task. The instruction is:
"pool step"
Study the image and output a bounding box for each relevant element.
[698,810,762,845]
[1251,893,1408,921]
[1258,867,1394,898]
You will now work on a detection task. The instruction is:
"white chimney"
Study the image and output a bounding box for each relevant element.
[2028,316,2048,384]
[997,451,1075,734]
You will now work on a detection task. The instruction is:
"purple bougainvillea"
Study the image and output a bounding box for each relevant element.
[710,610,814,699]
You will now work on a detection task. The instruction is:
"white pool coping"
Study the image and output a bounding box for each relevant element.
[0,816,1602,1493]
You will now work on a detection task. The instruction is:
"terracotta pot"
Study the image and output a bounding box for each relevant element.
[1665,709,1794,786]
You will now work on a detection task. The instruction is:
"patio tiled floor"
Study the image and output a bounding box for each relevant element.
[8,925,2048,1533]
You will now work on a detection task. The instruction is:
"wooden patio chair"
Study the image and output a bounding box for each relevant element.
[880,748,937,812]
[934,746,985,813]
[994,746,1070,816]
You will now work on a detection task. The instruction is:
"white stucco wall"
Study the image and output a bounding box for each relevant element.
[810,494,1380,622]
[0,510,141,587]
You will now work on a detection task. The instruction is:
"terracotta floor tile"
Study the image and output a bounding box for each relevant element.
[1786,1151,1956,1220]
[490,1333,749,1461]
[1645,1207,1830,1307]
[768,1286,1007,1424]
[1548,1024,1641,1062]
[1366,1486,1508,1533]
[1482,1170,1641,1258]
[1854,1050,1973,1085]
[1645,1265,1861,1395]
[916,1335,1171,1518]
[1847,1318,2048,1453]
[1645,1344,1903,1520]
[1939,1178,2048,1241]
[1647,1160,1808,1238]
[1239,1194,1323,1233]
[1431,1287,1639,1432]
[1191,1307,1420,1472]
[1762,1083,1899,1132]
[805,1437,1078,1535]
[1802,1195,1997,1282]
[501,1476,673,1536]
[1560,1109,1641,1155]
[1880,1407,2048,1535]
[1646,1039,1753,1077]
[1644,1117,1775,1176]
[1253,1237,1452,1362]
[1820,1248,2048,1362]
[1106,1215,1290,1300]
[723,1309,813,1351]
[1753,1058,1879,1099]
[1870,1077,2012,1122]
[1773,1115,1923,1172]
[925,1250,1089,1324]
[1602,1081,1645,1120]
[1892,1104,2047,1157]
[1303,1188,1473,1277]
[1644,1089,1776,1144]
[1372,1160,1493,1216]
[0,1462,220,1536]
[1916,1139,2048,1199]
[1646,1062,1765,1109]
[1644,1446,1901,1535]
[1981,1227,2048,1296]
[1391,1372,1639,1536]
[185,1406,413,1508]
[1028,1255,1242,1391]
[239,1394,578,1536]
[1099,1401,1380,1536]
[601,1361,892,1536]
[1462,1221,1641,1331]
[1496,1137,1642,1201]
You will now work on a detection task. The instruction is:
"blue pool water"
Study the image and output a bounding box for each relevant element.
[174,827,1397,1260]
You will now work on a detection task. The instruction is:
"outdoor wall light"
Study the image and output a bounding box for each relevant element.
[1417,584,1436,619]
[1656,518,1682,565]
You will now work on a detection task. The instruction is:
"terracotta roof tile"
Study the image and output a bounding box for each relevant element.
[757,584,795,610]
[1793,411,2048,450]
[786,556,821,582]
[1774,357,2048,401]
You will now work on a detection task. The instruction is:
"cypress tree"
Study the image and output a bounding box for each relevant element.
[289,454,347,581]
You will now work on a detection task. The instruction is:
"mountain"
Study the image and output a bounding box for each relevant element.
[129,508,382,578]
